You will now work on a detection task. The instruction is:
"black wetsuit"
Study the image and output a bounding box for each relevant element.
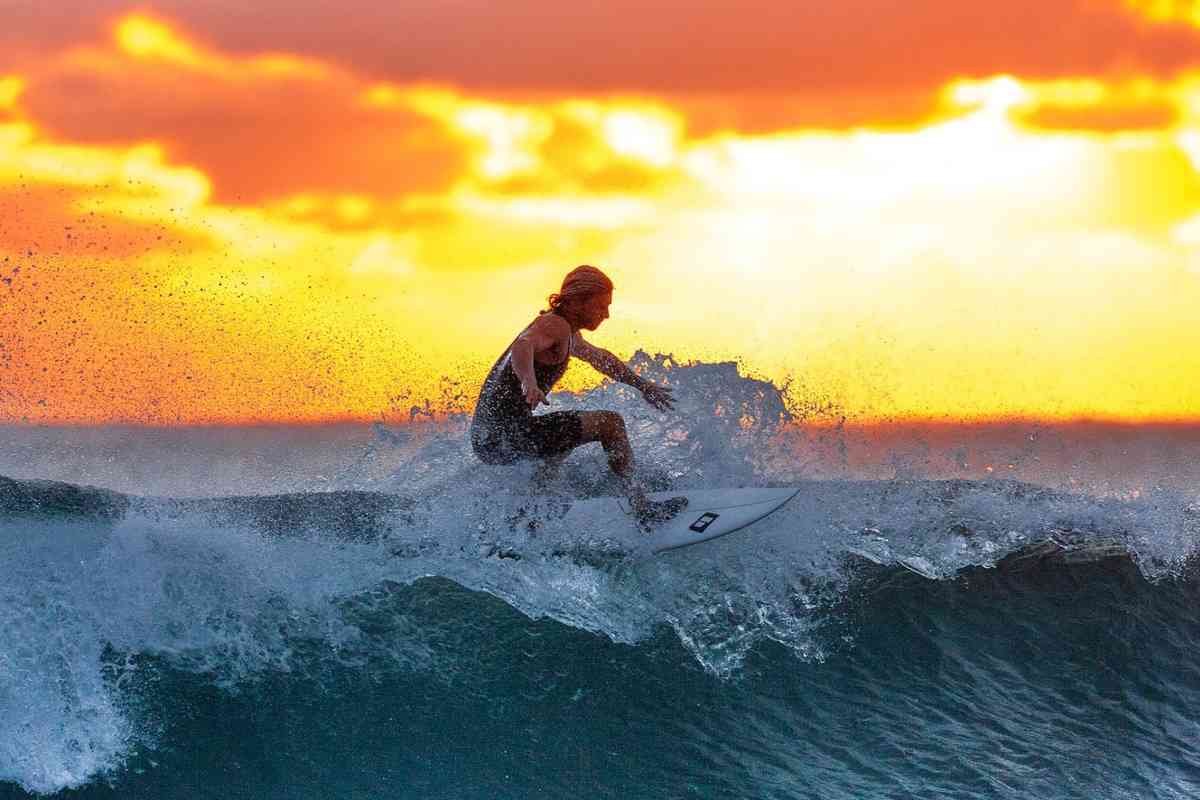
[470,313,586,465]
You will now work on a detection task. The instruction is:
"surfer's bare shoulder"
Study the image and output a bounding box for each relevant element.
[516,313,572,359]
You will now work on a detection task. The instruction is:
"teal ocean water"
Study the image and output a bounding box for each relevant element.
[2,359,1198,798]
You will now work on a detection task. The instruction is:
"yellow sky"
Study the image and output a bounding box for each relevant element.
[1,9,1199,423]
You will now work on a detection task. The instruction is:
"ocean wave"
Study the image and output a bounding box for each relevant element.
[3,357,1200,795]
[2,469,1198,795]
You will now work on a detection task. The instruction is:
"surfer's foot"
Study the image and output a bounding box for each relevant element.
[634,495,689,531]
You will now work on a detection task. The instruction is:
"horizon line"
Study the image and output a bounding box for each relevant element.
[4,413,1200,430]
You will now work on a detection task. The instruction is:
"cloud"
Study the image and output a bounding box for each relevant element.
[1002,75,1186,132]
[1020,100,1178,130]
[6,14,705,211]
[3,2,1199,113]
[10,15,467,205]
[8,0,1198,92]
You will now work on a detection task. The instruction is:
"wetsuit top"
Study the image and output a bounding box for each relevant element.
[471,313,574,433]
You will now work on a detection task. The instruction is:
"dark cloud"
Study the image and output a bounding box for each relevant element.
[3,0,1197,141]
[0,0,128,60]
[5,1,1200,93]
[17,54,468,204]
[35,0,1200,91]
[1018,100,1179,131]
[673,88,948,135]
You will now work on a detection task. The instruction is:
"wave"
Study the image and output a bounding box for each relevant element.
[2,470,1198,794]
[3,356,1200,795]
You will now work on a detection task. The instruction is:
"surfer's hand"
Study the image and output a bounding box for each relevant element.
[641,382,675,411]
[522,381,548,409]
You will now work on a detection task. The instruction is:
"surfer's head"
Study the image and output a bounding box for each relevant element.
[546,265,613,331]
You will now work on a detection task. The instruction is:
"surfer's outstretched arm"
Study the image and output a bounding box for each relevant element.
[571,335,675,410]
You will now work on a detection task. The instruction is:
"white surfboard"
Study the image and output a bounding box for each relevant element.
[563,487,800,554]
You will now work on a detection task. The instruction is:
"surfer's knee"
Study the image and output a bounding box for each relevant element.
[581,410,627,444]
[579,411,632,472]
[600,413,634,472]
[601,411,626,440]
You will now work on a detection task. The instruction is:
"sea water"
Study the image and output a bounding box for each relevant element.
[1,355,1198,799]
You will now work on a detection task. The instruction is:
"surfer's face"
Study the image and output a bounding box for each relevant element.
[581,291,612,330]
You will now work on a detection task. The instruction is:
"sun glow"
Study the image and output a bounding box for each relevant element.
[1122,0,1200,26]
[2,11,1200,423]
[599,108,682,167]
[453,104,551,180]
[114,12,330,79]
[115,15,203,65]
[0,77,24,109]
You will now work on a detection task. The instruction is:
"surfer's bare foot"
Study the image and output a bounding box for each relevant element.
[634,495,689,531]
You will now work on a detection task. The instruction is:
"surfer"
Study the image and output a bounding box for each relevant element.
[470,265,689,527]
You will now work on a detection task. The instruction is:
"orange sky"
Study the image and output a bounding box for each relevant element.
[1,2,1199,424]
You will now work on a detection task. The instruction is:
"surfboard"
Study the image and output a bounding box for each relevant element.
[563,487,800,554]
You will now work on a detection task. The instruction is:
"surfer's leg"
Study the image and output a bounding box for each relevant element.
[523,411,586,487]
[578,411,635,475]
[527,413,586,459]
[577,411,687,526]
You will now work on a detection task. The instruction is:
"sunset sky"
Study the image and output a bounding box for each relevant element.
[1,0,1199,424]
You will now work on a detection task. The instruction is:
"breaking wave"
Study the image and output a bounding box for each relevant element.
[2,355,1199,797]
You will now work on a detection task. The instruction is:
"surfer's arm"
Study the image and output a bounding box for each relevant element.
[509,336,543,407]
[510,315,570,408]
[571,335,644,387]
[571,336,675,411]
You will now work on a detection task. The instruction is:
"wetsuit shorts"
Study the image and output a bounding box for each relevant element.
[471,411,586,465]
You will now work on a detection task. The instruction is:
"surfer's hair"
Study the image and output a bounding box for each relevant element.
[544,264,613,314]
